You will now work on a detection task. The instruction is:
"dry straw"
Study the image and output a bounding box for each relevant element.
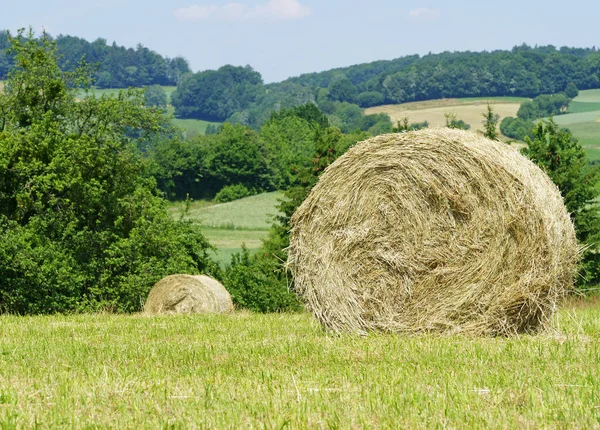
[288,129,579,336]
[144,274,234,315]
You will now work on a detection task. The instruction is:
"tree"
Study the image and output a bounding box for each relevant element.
[0,30,214,314]
[565,82,579,99]
[482,103,499,140]
[445,113,471,130]
[171,65,264,121]
[522,119,600,287]
[144,84,167,108]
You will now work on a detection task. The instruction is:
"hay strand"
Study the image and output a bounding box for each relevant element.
[288,129,579,335]
[144,274,234,315]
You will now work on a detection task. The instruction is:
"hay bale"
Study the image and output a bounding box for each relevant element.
[288,129,579,335]
[144,274,234,315]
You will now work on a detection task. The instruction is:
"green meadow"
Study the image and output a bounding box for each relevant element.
[0,300,599,428]
[170,191,283,265]
[555,89,600,160]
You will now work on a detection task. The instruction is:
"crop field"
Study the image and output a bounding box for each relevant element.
[365,97,526,135]
[0,299,599,427]
[169,192,283,265]
[553,90,600,160]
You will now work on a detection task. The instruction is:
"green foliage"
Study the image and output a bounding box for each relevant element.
[284,45,600,105]
[565,82,579,99]
[201,123,274,195]
[517,93,571,121]
[144,84,167,108]
[482,103,499,140]
[445,113,471,130]
[171,65,263,121]
[356,91,385,108]
[214,184,252,203]
[522,119,600,288]
[327,74,356,103]
[0,30,214,314]
[222,247,301,312]
[500,116,533,141]
[393,117,429,132]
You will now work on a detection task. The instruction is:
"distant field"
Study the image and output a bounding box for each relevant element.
[557,90,600,157]
[365,98,524,135]
[169,192,283,265]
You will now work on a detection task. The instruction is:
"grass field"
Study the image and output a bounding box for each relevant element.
[552,90,600,160]
[169,192,283,265]
[0,300,599,427]
[365,97,526,137]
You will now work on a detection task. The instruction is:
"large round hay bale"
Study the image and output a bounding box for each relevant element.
[288,129,579,335]
[144,274,234,315]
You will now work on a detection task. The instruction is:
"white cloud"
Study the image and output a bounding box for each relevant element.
[409,8,440,19]
[174,0,312,22]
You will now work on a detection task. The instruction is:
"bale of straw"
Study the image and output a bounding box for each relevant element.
[144,274,234,315]
[288,129,579,335]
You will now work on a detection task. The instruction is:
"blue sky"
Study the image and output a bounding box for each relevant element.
[1,0,598,82]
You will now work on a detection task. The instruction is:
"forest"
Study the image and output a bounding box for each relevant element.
[0,30,190,87]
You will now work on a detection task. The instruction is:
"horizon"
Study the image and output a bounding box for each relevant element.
[1,0,599,83]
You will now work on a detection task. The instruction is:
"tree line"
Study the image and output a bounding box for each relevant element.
[0,30,191,88]
[283,45,600,106]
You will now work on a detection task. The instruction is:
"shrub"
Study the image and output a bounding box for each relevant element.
[214,184,252,203]
[222,247,301,313]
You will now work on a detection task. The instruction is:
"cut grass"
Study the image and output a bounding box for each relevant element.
[573,89,600,103]
[0,304,599,427]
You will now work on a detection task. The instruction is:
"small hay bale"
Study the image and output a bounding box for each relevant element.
[144,274,234,315]
[288,129,579,335]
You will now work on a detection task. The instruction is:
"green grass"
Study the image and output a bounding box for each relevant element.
[568,101,600,114]
[175,192,283,230]
[169,192,282,265]
[573,89,600,103]
[1,302,599,427]
[553,111,600,126]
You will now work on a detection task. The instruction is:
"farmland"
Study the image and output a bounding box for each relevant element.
[365,97,527,135]
[554,89,600,160]
[0,300,599,428]
[169,192,283,265]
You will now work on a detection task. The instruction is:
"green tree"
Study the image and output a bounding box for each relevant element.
[522,119,600,287]
[0,30,214,314]
[482,103,499,140]
[445,113,471,130]
[565,82,579,99]
[144,84,168,108]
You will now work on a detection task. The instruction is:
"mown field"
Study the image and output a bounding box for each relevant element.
[365,96,528,137]
[0,299,599,427]
[169,192,283,265]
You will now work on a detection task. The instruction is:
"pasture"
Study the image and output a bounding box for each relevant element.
[365,97,526,135]
[555,90,600,160]
[0,300,599,427]
[169,191,283,265]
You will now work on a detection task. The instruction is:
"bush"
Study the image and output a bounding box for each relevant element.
[0,31,215,314]
[214,184,252,203]
[500,116,533,141]
[222,248,301,313]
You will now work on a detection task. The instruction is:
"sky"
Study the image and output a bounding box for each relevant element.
[1,0,599,83]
